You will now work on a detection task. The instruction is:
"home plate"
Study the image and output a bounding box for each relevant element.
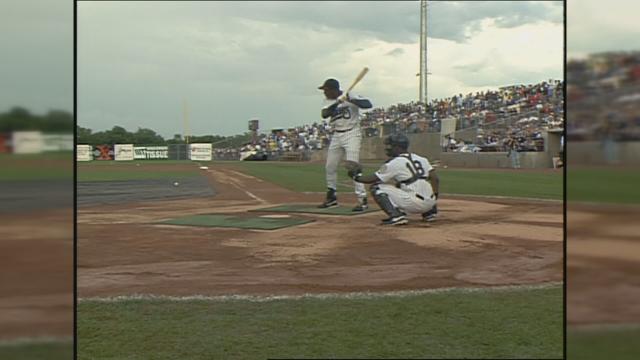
[199,166,209,170]
[260,214,291,218]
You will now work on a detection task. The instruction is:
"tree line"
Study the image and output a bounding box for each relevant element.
[0,106,253,148]
[77,125,253,148]
[0,107,74,133]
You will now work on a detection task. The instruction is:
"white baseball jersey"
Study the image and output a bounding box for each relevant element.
[374,153,436,213]
[322,94,367,131]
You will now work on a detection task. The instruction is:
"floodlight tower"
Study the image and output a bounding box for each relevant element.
[183,99,190,144]
[419,0,429,104]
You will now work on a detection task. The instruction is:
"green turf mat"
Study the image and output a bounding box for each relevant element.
[159,214,313,230]
[250,203,380,216]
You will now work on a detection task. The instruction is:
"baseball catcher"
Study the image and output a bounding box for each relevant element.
[349,134,439,226]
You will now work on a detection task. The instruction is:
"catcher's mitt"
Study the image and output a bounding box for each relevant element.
[344,161,363,179]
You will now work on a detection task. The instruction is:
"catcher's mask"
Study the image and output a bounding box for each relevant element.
[384,133,410,157]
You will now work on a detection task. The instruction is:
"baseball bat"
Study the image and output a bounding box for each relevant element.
[339,67,369,101]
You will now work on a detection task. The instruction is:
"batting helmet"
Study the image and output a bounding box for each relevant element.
[384,133,410,150]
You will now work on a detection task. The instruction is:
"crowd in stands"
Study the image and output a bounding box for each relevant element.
[567,51,640,141]
[213,78,567,160]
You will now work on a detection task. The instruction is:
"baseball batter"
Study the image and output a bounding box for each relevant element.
[348,134,439,225]
[317,78,373,211]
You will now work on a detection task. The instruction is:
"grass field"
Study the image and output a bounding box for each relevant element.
[77,160,197,166]
[78,169,201,182]
[76,160,563,199]
[568,326,640,360]
[0,341,73,360]
[567,168,640,204]
[79,286,562,359]
[78,160,640,205]
[236,161,564,200]
[0,152,73,181]
[77,161,201,182]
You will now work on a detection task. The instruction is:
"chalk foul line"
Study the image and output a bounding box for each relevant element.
[79,282,562,303]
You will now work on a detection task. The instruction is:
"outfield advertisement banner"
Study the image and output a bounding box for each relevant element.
[189,143,212,161]
[12,131,44,154]
[77,144,93,161]
[0,133,10,153]
[94,145,114,160]
[134,146,169,160]
[42,133,73,152]
[114,144,135,161]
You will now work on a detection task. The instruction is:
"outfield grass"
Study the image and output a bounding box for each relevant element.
[0,341,73,360]
[236,162,563,200]
[78,286,562,359]
[78,170,201,182]
[77,161,203,182]
[77,161,563,199]
[439,169,562,200]
[0,152,72,161]
[76,161,640,204]
[0,152,73,181]
[567,168,640,204]
[77,160,203,166]
[568,326,640,359]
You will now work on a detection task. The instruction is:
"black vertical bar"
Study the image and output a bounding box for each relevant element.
[563,0,568,359]
[73,0,78,358]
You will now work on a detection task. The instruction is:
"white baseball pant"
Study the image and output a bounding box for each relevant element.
[325,128,367,199]
[375,184,435,214]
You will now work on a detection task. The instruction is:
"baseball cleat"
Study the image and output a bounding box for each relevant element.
[318,198,338,208]
[381,215,408,226]
[318,188,338,208]
[352,198,368,212]
[422,205,438,222]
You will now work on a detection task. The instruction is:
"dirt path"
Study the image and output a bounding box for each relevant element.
[568,203,640,325]
[0,208,73,340]
[78,163,562,299]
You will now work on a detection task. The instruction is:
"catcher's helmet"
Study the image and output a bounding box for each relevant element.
[384,133,410,150]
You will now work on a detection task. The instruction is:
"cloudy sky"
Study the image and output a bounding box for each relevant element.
[2,1,639,137]
[76,1,565,137]
[567,0,640,59]
[0,0,73,116]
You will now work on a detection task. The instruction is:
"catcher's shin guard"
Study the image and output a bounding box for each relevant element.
[371,185,403,218]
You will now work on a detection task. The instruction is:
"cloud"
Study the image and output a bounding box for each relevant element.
[427,1,563,43]
[427,19,562,98]
[385,48,405,57]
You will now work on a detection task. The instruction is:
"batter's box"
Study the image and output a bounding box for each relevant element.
[158,214,314,230]
[250,204,380,216]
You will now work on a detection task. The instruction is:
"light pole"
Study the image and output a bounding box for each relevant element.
[419,0,429,105]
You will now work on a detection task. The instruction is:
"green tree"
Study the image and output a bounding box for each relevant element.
[77,126,93,144]
[105,126,134,144]
[133,127,165,145]
[166,134,185,144]
[42,110,73,132]
[0,107,73,132]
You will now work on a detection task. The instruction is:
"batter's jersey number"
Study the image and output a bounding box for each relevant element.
[338,107,352,120]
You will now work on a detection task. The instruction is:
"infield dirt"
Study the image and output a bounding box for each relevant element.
[0,207,73,340]
[78,163,563,299]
